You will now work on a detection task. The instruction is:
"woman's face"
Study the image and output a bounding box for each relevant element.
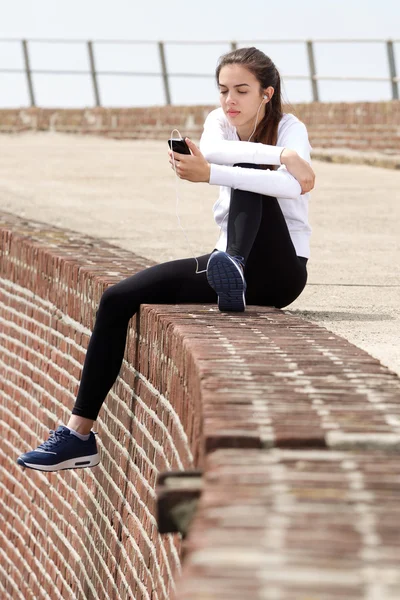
[218,64,272,134]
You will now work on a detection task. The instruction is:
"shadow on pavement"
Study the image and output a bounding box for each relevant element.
[288,310,394,322]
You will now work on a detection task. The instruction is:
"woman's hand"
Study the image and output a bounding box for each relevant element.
[168,138,211,183]
[280,149,315,194]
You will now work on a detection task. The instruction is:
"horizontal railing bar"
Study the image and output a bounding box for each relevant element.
[314,38,400,43]
[316,75,395,81]
[0,69,206,76]
[146,38,400,45]
[0,38,399,45]
[0,38,230,44]
[0,68,396,82]
[95,39,231,45]
[0,38,90,44]
[0,68,90,75]
[243,38,400,44]
[0,69,216,77]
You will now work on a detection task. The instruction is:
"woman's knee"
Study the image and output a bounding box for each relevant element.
[247,266,308,308]
[273,276,308,309]
[99,284,118,309]
[95,282,132,323]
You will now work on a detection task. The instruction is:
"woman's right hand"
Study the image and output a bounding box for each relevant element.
[280,149,315,194]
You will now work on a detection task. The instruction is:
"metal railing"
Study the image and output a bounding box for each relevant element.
[1,38,399,106]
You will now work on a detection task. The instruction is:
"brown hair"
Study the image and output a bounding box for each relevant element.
[216,47,283,149]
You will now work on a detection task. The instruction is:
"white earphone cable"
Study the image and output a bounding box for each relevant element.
[170,128,206,274]
[247,94,267,142]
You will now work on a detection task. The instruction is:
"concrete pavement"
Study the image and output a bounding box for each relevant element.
[1,132,399,375]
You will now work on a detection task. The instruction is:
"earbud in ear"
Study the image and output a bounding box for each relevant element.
[263,95,268,100]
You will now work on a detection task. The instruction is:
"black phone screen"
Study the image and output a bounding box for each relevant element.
[168,138,191,155]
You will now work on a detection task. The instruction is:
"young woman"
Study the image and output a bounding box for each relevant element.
[17,47,315,471]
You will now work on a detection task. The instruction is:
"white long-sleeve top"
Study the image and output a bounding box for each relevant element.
[199,107,312,258]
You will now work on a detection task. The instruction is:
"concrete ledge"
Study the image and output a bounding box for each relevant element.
[312,147,400,170]
[1,210,400,598]
[1,102,399,166]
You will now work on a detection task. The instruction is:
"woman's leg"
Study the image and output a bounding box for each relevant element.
[17,254,216,470]
[225,163,263,261]
[245,195,308,309]
[210,162,308,310]
[206,163,264,311]
[72,253,215,422]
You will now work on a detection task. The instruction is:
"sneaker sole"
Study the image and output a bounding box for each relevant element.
[207,252,246,312]
[17,453,100,472]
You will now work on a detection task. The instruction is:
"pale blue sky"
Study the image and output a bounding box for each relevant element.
[0,0,399,107]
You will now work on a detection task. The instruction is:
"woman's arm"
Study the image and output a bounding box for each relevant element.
[169,139,301,198]
[280,148,315,194]
[199,109,284,166]
[169,121,315,198]
[199,109,315,195]
[209,162,302,199]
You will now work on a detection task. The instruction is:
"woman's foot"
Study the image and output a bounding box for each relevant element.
[206,251,247,312]
[17,426,100,472]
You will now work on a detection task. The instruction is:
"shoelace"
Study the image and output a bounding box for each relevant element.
[232,255,245,271]
[38,429,70,451]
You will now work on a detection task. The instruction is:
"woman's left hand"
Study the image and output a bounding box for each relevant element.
[168,138,211,183]
[280,149,315,194]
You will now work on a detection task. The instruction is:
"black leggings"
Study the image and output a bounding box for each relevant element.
[73,166,308,420]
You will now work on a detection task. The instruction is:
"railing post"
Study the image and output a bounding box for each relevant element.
[306,40,319,102]
[231,41,237,51]
[22,39,35,107]
[158,41,171,105]
[386,40,399,101]
[87,41,101,107]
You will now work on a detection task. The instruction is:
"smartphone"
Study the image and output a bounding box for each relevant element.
[168,138,191,155]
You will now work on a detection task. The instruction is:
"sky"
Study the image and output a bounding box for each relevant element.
[0,0,399,108]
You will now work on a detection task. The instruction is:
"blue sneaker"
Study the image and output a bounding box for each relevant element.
[206,251,247,312]
[17,426,100,472]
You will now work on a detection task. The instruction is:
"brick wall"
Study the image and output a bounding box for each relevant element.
[1,101,399,153]
[2,211,400,599]
[0,212,199,600]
